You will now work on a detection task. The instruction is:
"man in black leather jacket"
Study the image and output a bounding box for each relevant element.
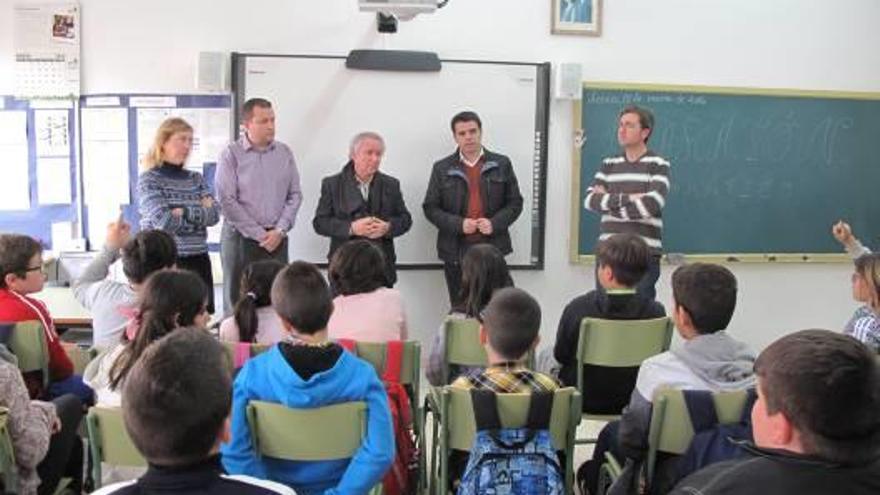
[423,111,523,305]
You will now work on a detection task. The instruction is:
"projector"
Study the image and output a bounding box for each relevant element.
[358,0,438,21]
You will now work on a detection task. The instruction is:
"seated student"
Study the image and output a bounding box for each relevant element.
[84,269,209,407]
[326,239,408,342]
[553,233,666,414]
[843,253,880,352]
[0,342,83,495]
[221,261,394,494]
[72,221,177,348]
[426,243,514,386]
[451,287,559,393]
[578,262,756,495]
[0,233,90,403]
[671,329,880,495]
[447,287,560,488]
[91,328,295,495]
[219,260,286,344]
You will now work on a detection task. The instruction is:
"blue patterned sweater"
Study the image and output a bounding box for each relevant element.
[137,163,220,256]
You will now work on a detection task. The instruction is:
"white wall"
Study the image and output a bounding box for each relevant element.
[2,0,878,354]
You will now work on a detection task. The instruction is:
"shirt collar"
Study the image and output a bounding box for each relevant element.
[459,147,485,168]
[240,134,275,153]
[485,361,527,373]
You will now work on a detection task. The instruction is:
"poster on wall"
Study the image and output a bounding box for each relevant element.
[13,2,81,98]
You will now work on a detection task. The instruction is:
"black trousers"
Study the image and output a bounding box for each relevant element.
[177,252,215,314]
[37,394,83,495]
[443,261,463,308]
[220,223,289,317]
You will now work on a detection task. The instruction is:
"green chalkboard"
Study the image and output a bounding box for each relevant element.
[571,83,880,262]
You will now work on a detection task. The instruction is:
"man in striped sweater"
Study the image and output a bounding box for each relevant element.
[584,105,670,299]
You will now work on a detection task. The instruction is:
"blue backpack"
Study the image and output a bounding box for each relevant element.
[457,389,564,495]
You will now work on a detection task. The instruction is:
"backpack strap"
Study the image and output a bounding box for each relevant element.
[471,389,502,431]
[682,390,720,432]
[337,338,357,353]
[382,340,404,383]
[234,342,250,369]
[525,391,554,430]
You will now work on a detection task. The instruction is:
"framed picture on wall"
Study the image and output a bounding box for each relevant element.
[552,0,601,36]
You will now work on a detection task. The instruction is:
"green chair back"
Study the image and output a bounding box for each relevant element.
[61,342,94,375]
[221,341,271,372]
[6,321,50,388]
[87,407,147,488]
[0,407,18,492]
[246,400,367,461]
[434,387,582,494]
[444,318,486,370]
[645,387,752,483]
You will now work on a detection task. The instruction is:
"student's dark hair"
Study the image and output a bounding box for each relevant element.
[450,110,482,132]
[241,98,272,121]
[328,239,387,296]
[109,269,207,390]
[122,328,230,466]
[619,104,655,142]
[853,253,880,311]
[596,234,651,287]
[754,329,880,464]
[482,287,541,361]
[0,234,42,289]
[456,244,514,318]
[671,263,737,334]
[121,229,178,284]
[271,261,333,335]
[234,260,286,343]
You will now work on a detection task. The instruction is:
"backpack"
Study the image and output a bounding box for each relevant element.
[457,389,564,495]
[338,339,419,495]
[664,388,757,492]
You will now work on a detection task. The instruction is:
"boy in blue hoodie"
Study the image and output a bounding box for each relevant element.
[221,261,394,494]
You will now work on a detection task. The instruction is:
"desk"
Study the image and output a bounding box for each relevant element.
[33,286,92,329]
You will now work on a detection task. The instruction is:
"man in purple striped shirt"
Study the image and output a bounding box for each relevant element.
[215,98,303,315]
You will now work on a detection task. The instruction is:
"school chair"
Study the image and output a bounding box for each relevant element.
[574,317,673,444]
[430,386,582,495]
[597,387,754,494]
[0,407,17,492]
[336,339,424,487]
[438,317,537,385]
[86,407,147,488]
[245,400,382,495]
[60,342,94,375]
[221,341,271,372]
[6,321,51,389]
[0,406,75,495]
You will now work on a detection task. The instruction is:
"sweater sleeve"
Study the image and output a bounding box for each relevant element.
[137,172,185,233]
[328,368,395,495]
[183,172,220,227]
[553,300,581,368]
[71,246,120,311]
[1,363,55,469]
[426,320,448,387]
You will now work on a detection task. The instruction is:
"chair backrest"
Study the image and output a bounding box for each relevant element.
[441,386,580,452]
[443,318,486,369]
[61,342,93,375]
[246,400,367,461]
[344,340,420,386]
[87,406,147,487]
[576,317,673,392]
[0,407,18,492]
[221,341,271,371]
[645,387,752,481]
[6,321,50,385]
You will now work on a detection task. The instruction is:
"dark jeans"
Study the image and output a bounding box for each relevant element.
[37,394,84,495]
[595,254,661,301]
[578,420,622,495]
[220,223,289,317]
[177,252,215,314]
[443,261,463,308]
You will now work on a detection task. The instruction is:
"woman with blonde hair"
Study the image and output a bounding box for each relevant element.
[137,117,219,313]
[846,253,880,352]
